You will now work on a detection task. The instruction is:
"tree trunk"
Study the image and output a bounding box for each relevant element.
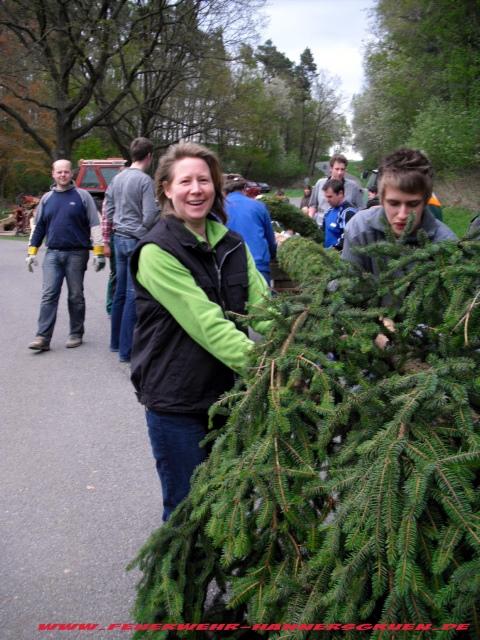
[55,119,73,160]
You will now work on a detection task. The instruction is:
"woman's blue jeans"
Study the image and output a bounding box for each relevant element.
[110,235,138,361]
[145,410,208,522]
[37,249,89,341]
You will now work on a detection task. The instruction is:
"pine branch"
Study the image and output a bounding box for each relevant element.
[130,235,480,636]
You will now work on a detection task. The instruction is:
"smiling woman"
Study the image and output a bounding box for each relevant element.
[162,157,216,238]
[128,142,269,522]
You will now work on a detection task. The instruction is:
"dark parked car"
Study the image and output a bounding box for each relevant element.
[257,182,271,193]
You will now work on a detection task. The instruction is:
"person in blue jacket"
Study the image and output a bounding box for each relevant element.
[224,174,277,284]
[322,178,357,250]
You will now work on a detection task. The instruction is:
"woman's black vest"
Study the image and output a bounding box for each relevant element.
[130,215,249,414]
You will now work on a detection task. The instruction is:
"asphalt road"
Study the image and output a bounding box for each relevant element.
[0,239,162,640]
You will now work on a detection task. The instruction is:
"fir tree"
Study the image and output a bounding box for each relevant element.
[262,196,324,245]
[130,233,480,640]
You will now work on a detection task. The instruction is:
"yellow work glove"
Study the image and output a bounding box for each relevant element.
[26,246,38,272]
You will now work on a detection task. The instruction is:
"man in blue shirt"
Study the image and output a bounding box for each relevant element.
[308,154,364,226]
[322,178,357,250]
[224,175,277,284]
[26,159,105,351]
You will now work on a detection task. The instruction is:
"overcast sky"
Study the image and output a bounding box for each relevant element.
[259,0,377,114]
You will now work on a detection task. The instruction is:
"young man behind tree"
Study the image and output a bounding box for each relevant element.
[308,153,364,226]
[322,178,358,250]
[342,148,457,276]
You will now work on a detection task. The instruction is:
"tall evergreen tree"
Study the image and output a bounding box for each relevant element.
[130,231,480,639]
[353,0,480,169]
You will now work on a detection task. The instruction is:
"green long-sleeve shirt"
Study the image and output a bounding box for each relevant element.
[137,218,269,375]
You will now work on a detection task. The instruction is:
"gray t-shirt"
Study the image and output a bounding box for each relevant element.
[105,167,159,239]
[342,205,457,276]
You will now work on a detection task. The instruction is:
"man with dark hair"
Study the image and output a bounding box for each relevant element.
[26,159,105,351]
[224,174,277,284]
[129,137,155,163]
[322,178,357,250]
[308,153,364,225]
[105,137,159,362]
[342,148,456,276]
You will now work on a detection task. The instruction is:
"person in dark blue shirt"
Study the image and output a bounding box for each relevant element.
[322,178,358,250]
[224,175,277,284]
[26,159,105,351]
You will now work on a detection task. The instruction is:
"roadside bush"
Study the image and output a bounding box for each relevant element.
[408,99,480,173]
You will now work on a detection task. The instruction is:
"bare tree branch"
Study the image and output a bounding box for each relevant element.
[0,101,52,158]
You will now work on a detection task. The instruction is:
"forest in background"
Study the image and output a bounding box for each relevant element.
[0,0,479,204]
[0,0,347,199]
[352,0,480,175]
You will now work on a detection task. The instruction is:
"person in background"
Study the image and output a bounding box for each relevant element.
[300,185,312,214]
[342,148,457,276]
[308,153,364,226]
[322,179,357,250]
[26,159,105,351]
[426,192,443,221]
[274,188,289,203]
[104,137,159,363]
[224,174,277,284]
[129,142,269,521]
[366,183,380,209]
[366,169,444,220]
[100,198,116,315]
